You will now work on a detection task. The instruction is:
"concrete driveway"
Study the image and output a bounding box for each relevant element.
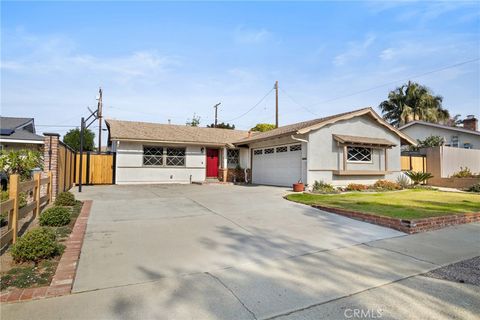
[3,184,479,320]
[72,184,402,292]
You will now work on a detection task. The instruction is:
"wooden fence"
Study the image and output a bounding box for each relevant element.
[58,142,76,192]
[0,173,52,248]
[74,152,115,185]
[401,155,426,173]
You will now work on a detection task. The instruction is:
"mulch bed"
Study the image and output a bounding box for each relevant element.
[0,200,92,303]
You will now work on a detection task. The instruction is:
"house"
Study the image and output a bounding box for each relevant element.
[0,117,44,151]
[399,116,480,149]
[106,107,415,187]
[106,119,251,184]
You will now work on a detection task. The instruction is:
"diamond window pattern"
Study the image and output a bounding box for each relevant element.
[143,146,163,166]
[276,146,287,153]
[290,144,301,151]
[166,148,186,166]
[227,149,240,167]
[254,149,263,155]
[264,148,274,154]
[347,147,372,162]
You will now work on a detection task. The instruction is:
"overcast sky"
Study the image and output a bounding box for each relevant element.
[1,1,479,145]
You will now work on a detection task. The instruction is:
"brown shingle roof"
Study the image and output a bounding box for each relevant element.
[235,108,373,144]
[332,134,396,147]
[106,119,250,146]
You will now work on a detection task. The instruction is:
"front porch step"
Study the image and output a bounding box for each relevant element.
[192,178,233,185]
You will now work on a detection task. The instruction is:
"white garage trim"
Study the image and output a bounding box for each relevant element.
[252,143,302,187]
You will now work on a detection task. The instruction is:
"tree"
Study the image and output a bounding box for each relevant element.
[417,135,445,148]
[250,123,276,132]
[379,81,450,127]
[63,128,95,151]
[207,122,235,129]
[0,149,42,181]
[186,113,201,127]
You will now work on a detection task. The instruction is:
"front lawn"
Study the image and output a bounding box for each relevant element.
[286,189,480,220]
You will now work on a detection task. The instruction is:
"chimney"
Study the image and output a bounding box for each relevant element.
[248,130,252,137]
[463,115,478,131]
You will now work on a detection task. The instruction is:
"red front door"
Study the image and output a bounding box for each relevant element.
[206,149,219,178]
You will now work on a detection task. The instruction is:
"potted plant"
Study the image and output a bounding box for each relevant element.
[293,180,305,192]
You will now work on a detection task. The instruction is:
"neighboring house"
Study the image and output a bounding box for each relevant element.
[399,116,480,150]
[106,107,415,187]
[0,117,44,151]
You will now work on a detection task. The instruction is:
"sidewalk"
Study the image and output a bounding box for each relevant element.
[1,223,479,320]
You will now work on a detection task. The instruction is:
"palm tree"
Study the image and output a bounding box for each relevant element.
[379,81,449,127]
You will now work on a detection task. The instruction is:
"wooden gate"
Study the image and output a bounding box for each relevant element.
[74,152,115,185]
[401,155,426,172]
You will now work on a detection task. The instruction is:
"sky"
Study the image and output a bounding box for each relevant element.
[1,1,479,145]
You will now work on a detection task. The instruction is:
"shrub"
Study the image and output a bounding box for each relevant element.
[396,174,411,189]
[346,183,369,191]
[39,207,71,227]
[312,180,337,193]
[373,180,401,190]
[54,191,76,206]
[10,228,64,262]
[467,183,480,193]
[452,167,474,178]
[405,171,433,185]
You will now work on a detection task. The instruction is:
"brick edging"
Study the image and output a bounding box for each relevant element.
[311,205,480,234]
[1,200,93,303]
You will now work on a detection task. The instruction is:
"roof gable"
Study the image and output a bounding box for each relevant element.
[399,121,480,137]
[0,117,34,131]
[235,107,416,145]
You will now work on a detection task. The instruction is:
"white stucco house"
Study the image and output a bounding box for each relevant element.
[399,117,480,150]
[106,107,415,187]
[0,117,44,151]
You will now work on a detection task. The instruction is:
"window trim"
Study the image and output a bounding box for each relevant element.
[346,146,373,163]
[227,149,240,168]
[142,145,187,167]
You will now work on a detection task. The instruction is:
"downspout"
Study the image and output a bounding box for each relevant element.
[291,135,309,186]
[291,135,308,143]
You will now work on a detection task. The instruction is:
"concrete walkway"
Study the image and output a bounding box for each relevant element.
[2,185,479,319]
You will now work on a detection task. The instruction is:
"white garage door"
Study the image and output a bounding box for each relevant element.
[252,144,302,186]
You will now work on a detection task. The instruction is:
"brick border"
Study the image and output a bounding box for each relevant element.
[311,205,480,234]
[1,200,92,303]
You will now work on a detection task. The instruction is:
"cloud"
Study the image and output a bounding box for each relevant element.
[333,34,376,66]
[233,26,272,44]
[1,30,179,82]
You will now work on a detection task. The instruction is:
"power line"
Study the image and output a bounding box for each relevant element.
[306,57,480,108]
[225,87,274,122]
[279,87,319,116]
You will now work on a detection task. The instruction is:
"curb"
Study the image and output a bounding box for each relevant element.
[1,200,92,303]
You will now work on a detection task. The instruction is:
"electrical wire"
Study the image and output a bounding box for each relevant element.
[306,57,480,108]
[279,87,319,116]
[225,87,274,122]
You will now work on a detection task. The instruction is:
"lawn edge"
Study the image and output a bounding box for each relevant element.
[286,195,480,234]
[0,200,93,303]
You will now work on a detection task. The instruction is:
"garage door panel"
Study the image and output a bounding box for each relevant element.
[252,145,302,187]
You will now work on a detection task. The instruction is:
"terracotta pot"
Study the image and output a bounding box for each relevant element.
[293,183,305,192]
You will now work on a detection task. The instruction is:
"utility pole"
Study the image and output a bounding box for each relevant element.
[97,87,103,154]
[275,80,279,128]
[213,102,221,128]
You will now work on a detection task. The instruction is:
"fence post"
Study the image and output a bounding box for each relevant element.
[34,173,41,218]
[48,171,53,203]
[9,174,19,244]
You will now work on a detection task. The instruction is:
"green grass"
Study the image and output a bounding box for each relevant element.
[286,189,480,219]
[0,260,56,291]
